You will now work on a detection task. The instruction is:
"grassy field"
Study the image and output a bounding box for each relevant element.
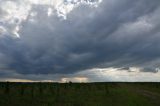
[0,82,160,106]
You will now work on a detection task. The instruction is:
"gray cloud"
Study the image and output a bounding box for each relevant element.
[0,0,160,81]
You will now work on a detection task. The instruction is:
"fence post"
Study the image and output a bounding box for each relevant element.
[5,81,10,94]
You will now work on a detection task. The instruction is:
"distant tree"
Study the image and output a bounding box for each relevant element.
[69,81,72,85]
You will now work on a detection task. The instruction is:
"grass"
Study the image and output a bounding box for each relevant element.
[0,82,160,106]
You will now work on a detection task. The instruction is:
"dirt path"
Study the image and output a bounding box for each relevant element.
[129,87,160,105]
[122,84,160,105]
[135,89,160,100]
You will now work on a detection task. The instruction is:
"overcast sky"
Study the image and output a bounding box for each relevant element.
[0,0,160,82]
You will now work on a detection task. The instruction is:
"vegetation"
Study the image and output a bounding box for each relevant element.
[0,82,160,106]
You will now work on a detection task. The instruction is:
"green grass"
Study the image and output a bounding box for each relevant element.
[0,82,160,106]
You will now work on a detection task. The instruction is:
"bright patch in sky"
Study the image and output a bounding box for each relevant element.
[0,0,102,38]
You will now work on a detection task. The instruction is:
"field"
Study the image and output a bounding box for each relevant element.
[0,82,160,106]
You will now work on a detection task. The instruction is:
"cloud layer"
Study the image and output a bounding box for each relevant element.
[0,0,160,81]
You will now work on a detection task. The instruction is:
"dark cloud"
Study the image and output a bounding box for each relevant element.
[0,0,160,80]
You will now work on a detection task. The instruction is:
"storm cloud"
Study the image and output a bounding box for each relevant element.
[0,0,160,81]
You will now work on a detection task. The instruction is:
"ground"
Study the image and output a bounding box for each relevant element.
[0,82,160,106]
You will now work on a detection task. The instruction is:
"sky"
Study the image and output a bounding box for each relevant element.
[0,0,160,82]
